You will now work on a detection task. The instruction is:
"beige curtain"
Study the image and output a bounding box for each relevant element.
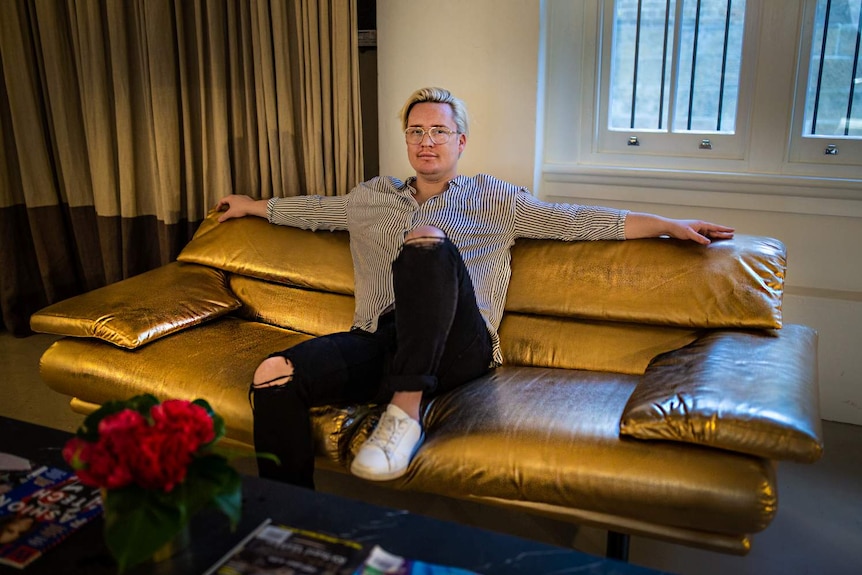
[0,0,363,334]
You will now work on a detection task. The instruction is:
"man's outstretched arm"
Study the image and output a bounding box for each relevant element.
[624,212,735,245]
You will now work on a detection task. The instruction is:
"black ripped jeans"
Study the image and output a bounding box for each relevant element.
[252,237,494,488]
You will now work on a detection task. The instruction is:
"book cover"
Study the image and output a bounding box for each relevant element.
[206,519,370,575]
[0,465,103,569]
[358,545,481,575]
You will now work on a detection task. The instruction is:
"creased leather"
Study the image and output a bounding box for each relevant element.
[620,325,822,462]
[29,262,240,349]
[507,235,785,328]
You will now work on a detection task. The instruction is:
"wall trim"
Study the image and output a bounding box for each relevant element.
[542,164,862,218]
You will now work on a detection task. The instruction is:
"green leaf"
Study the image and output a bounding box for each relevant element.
[126,394,161,417]
[102,487,186,572]
[185,455,242,526]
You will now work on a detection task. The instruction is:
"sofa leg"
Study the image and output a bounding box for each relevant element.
[606,531,630,562]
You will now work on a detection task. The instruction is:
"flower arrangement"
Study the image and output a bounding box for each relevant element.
[63,394,241,571]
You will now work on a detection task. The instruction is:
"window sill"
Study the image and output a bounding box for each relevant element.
[541,163,862,218]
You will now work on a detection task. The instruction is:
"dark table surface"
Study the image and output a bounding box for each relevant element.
[0,416,669,575]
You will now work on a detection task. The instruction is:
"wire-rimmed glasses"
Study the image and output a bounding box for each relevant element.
[404,126,459,145]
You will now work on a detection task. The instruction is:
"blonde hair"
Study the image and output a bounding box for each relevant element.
[399,87,470,136]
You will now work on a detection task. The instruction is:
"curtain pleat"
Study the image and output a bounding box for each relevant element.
[0,0,363,335]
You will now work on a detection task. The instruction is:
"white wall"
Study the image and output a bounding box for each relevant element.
[376,0,539,188]
[376,1,862,425]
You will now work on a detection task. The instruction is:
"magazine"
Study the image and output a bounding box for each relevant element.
[0,464,103,569]
[358,545,481,575]
[205,519,481,575]
[205,519,370,575]
[0,466,33,495]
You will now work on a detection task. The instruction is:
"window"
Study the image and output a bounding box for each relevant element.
[790,0,862,165]
[541,0,862,209]
[598,0,756,159]
[607,0,747,134]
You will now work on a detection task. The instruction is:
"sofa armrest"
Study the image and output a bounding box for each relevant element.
[619,325,822,462]
[30,262,240,349]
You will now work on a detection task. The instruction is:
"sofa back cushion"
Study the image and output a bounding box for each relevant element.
[177,212,786,373]
[506,235,785,329]
[229,275,354,336]
[180,212,786,330]
[178,212,354,295]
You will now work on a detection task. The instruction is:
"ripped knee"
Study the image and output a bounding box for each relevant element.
[404,225,446,247]
[252,356,295,390]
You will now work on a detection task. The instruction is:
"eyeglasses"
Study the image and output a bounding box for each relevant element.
[404,126,459,145]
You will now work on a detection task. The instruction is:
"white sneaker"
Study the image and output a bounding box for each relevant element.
[350,404,424,481]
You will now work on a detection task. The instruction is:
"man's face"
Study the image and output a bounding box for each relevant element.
[405,102,466,182]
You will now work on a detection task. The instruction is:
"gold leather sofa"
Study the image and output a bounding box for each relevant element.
[31,211,822,556]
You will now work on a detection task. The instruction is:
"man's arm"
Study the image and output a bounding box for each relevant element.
[215,195,268,222]
[624,212,735,245]
[216,193,350,231]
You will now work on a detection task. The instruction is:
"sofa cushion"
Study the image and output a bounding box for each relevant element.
[30,262,240,349]
[619,325,822,462]
[229,275,355,336]
[38,317,311,445]
[507,235,786,329]
[498,313,699,375]
[404,366,778,537]
[177,211,354,295]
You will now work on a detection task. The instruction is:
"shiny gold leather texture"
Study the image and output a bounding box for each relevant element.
[178,212,355,295]
[177,213,785,330]
[499,313,699,374]
[620,325,822,462]
[507,235,785,328]
[30,210,822,556]
[40,338,777,542]
[409,367,777,537]
[39,317,310,446]
[229,275,355,336]
[29,262,240,349]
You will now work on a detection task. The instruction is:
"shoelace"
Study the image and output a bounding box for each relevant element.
[367,413,410,456]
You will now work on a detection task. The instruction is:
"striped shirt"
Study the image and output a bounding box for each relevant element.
[267,174,628,365]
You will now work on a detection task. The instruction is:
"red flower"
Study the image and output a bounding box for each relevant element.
[63,435,134,489]
[63,399,218,493]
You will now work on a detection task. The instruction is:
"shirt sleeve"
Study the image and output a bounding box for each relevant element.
[267,195,349,231]
[513,189,628,241]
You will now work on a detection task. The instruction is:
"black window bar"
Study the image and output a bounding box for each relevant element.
[630,0,644,129]
[845,2,861,136]
[629,0,674,130]
[658,0,673,130]
[686,0,735,131]
[717,0,733,131]
[686,0,703,130]
[810,0,834,135]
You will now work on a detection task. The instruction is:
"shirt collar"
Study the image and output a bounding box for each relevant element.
[404,175,465,194]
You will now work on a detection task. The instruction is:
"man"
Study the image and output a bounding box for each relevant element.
[216,87,734,489]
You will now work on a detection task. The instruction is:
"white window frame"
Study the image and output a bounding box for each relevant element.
[596,0,759,161]
[788,0,862,168]
[539,0,862,217]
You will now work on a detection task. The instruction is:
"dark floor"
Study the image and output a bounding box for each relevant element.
[2,331,861,575]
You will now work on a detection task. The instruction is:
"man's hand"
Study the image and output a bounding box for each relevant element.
[664,219,735,245]
[625,212,735,244]
[214,195,269,222]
